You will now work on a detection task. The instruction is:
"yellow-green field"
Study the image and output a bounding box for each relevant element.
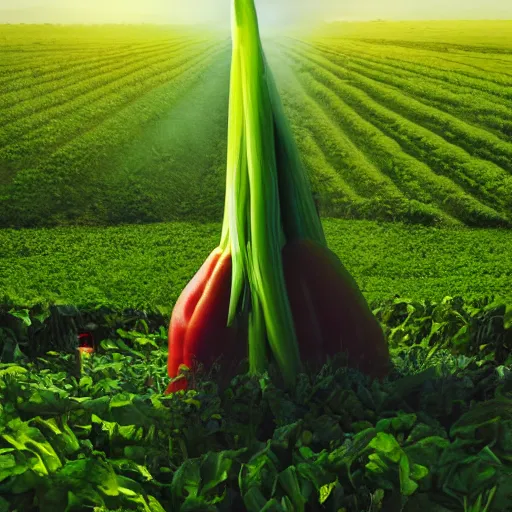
[308,20,512,49]
[1,21,511,228]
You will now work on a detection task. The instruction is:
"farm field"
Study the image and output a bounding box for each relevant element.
[1,21,512,228]
[2,19,512,512]
[265,22,512,227]
[0,25,231,226]
[1,219,512,310]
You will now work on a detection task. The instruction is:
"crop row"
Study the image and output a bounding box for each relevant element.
[0,44,226,176]
[0,46,141,74]
[0,42,223,150]
[296,41,512,140]
[267,51,447,219]
[305,40,512,111]
[0,42,164,56]
[283,59,509,226]
[0,39,184,89]
[0,39,177,79]
[0,40,204,119]
[284,43,512,175]
[309,39,512,107]
[270,56,454,226]
[280,89,369,205]
[284,47,512,210]
[307,39,512,102]
[321,38,512,89]
[265,49,484,226]
[1,48,229,227]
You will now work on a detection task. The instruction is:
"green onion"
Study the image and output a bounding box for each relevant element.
[166,0,390,394]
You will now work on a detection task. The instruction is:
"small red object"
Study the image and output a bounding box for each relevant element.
[78,332,95,354]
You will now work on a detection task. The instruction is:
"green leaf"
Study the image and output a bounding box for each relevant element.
[30,416,80,459]
[369,432,402,463]
[391,413,417,432]
[239,442,280,501]
[8,309,31,326]
[200,451,234,495]
[171,459,201,501]
[399,455,419,496]
[79,375,93,388]
[0,365,27,377]
[100,339,121,351]
[132,336,159,349]
[366,453,388,474]
[318,480,337,505]
[278,466,306,511]
[410,463,429,482]
[243,487,270,512]
[2,423,62,474]
[148,495,167,512]
[0,453,19,482]
[450,399,512,439]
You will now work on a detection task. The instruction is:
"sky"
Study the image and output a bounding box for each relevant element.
[0,0,511,26]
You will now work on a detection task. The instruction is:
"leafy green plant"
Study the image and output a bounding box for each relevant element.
[0,314,512,511]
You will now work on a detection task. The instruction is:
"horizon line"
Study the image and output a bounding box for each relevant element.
[1,18,512,26]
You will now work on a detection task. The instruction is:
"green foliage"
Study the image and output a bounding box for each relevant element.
[282,52,511,228]
[0,26,229,229]
[0,307,512,511]
[1,219,512,311]
[2,20,512,510]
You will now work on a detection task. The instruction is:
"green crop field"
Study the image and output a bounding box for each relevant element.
[1,20,511,307]
[1,219,512,310]
[0,25,232,226]
[266,22,512,227]
[1,21,512,229]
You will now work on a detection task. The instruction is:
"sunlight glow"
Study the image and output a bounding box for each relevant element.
[1,0,511,26]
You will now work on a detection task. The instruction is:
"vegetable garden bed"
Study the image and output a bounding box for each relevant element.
[1,297,511,511]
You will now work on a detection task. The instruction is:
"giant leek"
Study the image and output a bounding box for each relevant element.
[165,0,390,394]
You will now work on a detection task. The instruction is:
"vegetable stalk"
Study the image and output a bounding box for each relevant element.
[165,0,390,394]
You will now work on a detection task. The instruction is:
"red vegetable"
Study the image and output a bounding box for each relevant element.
[164,0,390,393]
[165,238,389,394]
[282,238,390,379]
[78,332,94,355]
[165,248,245,394]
